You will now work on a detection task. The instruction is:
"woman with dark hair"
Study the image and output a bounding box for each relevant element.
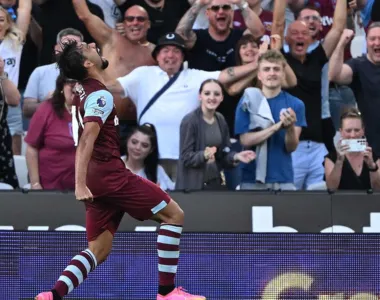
[123,123,174,191]
[176,79,256,190]
[24,74,76,190]
[324,108,380,191]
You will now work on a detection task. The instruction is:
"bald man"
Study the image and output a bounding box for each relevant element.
[72,0,155,123]
[270,0,347,190]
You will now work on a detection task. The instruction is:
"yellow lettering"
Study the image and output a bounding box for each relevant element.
[261,273,313,299]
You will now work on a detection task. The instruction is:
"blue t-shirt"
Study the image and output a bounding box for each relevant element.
[235,91,306,184]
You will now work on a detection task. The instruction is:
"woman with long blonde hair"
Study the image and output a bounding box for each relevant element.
[1,0,32,155]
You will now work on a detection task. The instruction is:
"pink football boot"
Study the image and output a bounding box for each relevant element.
[34,291,53,300]
[157,287,206,300]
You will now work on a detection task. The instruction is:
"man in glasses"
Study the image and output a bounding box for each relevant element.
[117,0,191,44]
[72,0,156,154]
[176,0,264,71]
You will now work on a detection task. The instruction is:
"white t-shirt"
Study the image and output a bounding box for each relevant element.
[24,63,60,101]
[121,157,175,191]
[117,66,220,159]
[0,38,22,87]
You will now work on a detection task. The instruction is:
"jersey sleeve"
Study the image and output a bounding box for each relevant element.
[83,90,114,127]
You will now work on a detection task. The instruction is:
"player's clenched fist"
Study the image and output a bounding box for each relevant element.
[75,185,94,202]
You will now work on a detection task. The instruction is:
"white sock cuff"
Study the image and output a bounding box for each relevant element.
[84,249,98,269]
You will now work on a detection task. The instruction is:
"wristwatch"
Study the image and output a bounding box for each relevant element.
[369,164,379,172]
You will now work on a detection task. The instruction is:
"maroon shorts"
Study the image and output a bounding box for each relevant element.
[84,174,171,242]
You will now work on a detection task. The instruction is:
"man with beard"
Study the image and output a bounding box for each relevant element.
[72,0,156,153]
[329,24,380,157]
[35,40,206,300]
[176,0,265,71]
[271,0,347,190]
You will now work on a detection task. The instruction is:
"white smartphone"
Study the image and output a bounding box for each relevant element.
[341,139,367,152]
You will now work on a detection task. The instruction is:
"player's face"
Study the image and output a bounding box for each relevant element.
[80,42,108,70]
[367,27,380,64]
[123,7,150,42]
[286,21,312,59]
[206,0,233,34]
[239,41,259,64]
[199,82,223,111]
[156,45,184,75]
[127,131,152,162]
[298,9,322,39]
[340,118,364,139]
[258,60,284,90]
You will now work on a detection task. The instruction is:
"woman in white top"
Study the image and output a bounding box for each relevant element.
[0,1,32,155]
[123,123,175,191]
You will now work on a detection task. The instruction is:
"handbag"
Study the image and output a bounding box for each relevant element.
[138,71,182,123]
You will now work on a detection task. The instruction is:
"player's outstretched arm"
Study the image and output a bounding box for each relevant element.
[75,122,100,201]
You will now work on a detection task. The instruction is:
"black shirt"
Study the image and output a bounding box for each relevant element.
[325,152,378,190]
[118,0,190,44]
[346,55,380,156]
[39,0,104,66]
[188,29,244,136]
[188,29,243,71]
[283,44,328,143]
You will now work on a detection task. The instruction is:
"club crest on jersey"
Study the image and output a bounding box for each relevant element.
[97,96,106,107]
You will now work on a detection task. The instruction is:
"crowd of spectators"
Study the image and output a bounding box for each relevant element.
[0,0,380,192]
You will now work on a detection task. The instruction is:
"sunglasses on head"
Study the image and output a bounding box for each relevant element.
[340,111,361,120]
[124,16,147,22]
[208,4,232,12]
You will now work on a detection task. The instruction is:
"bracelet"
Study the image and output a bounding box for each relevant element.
[32,182,40,187]
[368,164,379,172]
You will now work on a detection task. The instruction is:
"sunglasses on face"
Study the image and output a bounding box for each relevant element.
[124,16,147,22]
[208,4,232,12]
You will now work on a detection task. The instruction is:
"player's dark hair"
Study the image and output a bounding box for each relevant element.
[127,123,159,184]
[55,40,88,81]
[340,107,363,128]
[50,73,76,119]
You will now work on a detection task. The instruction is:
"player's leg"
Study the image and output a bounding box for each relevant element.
[115,175,205,300]
[35,201,122,300]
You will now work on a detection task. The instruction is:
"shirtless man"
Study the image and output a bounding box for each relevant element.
[72,0,155,121]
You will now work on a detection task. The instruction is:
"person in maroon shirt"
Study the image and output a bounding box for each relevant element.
[24,74,76,190]
[35,40,205,300]
[233,0,273,43]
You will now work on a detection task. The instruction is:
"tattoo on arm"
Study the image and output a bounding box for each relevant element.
[177,4,202,38]
[227,67,235,78]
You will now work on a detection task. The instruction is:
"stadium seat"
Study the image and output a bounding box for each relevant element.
[13,155,29,188]
[0,182,14,190]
